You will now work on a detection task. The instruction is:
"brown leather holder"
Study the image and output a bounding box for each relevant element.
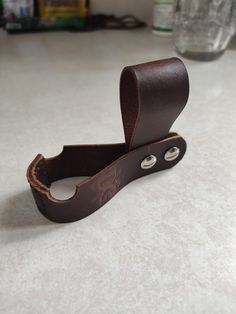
[27,58,189,223]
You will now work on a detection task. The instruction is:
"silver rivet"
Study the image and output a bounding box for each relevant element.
[164,147,180,161]
[141,155,157,169]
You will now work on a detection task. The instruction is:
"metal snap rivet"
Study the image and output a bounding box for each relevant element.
[164,147,180,161]
[141,155,157,169]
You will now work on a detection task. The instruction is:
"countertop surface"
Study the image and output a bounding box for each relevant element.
[0,29,236,314]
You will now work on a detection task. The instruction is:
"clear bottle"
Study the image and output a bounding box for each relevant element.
[173,0,235,61]
[152,0,174,36]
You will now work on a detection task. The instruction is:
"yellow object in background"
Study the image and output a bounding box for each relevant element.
[39,0,88,18]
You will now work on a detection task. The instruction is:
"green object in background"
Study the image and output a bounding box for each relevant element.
[152,0,174,36]
[3,0,89,33]
[5,16,85,32]
[38,0,87,29]
[0,0,3,15]
[0,0,5,27]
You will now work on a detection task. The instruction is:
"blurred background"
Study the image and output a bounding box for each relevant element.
[1,1,236,58]
[1,1,236,314]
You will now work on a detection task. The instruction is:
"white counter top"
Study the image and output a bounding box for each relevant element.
[0,29,236,314]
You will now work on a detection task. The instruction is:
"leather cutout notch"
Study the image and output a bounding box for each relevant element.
[26,58,189,223]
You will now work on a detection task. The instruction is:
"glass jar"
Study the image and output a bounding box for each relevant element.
[173,0,235,61]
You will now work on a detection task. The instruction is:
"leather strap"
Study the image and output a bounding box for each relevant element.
[27,57,189,223]
[120,58,189,150]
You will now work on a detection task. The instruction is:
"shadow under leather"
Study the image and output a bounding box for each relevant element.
[0,190,62,243]
[1,170,171,243]
[228,35,236,50]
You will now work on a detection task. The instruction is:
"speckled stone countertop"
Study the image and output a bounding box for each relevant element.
[0,29,236,314]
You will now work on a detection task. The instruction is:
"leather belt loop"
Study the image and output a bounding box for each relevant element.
[26,58,190,223]
[120,57,189,151]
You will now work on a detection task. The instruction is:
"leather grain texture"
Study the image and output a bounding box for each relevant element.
[120,58,189,150]
[26,57,189,223]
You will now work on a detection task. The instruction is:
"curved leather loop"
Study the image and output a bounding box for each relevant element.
[27,135,186,223]
[120,57,189,150]
[27,58,189,223]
